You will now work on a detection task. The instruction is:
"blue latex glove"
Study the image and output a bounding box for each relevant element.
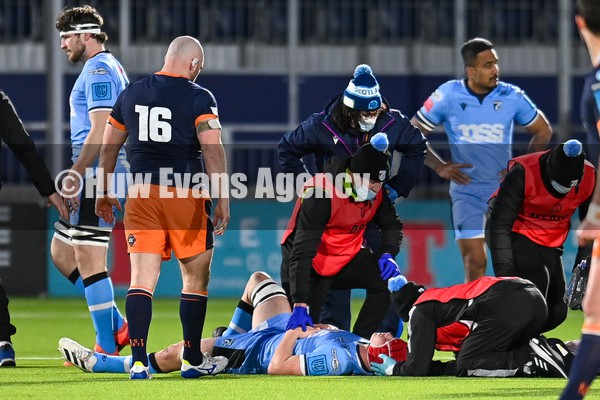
[384,183,399,203]
[286,305,314,331]
[388,274,408,292]
[370,354,397,376]
[396,319,404,338]
[378,253,400,280]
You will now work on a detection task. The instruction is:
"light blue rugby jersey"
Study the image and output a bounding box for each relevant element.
[415,80,539,187]
[69,51,129,145]
[214,314,371,376]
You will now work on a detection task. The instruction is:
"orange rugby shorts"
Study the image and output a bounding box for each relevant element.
[123,184,214,260]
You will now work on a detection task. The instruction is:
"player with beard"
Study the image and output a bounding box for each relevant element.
[53,5,130,356]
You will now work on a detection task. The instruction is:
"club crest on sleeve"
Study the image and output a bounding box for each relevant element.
[306,354,329,376]
[91,82,111,101]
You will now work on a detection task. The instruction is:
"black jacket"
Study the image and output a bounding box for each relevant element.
[0,90,55,196]
[283,156,403,303]
[278,95,426,198]
[486,155,592,276]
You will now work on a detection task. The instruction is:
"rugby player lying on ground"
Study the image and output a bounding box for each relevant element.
[59,271,407,376]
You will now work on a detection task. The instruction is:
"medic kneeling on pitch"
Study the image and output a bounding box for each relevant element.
[370,274,573,378]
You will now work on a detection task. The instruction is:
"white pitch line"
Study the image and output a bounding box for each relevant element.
[11,312,180,319]
[11,313,90,319]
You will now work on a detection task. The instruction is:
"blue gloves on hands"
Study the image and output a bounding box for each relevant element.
[384,183,399,203]
[388,274,408,292]
[396,319,404,338]
[369,354,397,376]
[378,253,400,280]
[286,305,314,331]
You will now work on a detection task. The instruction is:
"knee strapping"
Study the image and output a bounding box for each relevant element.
[53,220,73,245]
[68,226,111,247]
[250,279,286,308]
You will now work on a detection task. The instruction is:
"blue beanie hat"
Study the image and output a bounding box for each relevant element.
[343,64,382,111]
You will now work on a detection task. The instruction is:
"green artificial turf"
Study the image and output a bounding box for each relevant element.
[0,297,596,399]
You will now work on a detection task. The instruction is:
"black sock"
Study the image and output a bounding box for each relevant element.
[126,288,153,367]
[180,292,207,365]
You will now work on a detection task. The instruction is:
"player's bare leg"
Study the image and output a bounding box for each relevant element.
[458,238,487,282]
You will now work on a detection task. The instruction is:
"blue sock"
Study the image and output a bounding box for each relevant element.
[92,354,159,374]
[93,354,131,373]
[73,276,85,295]
[126,288,153,366]
[73,273,125,333]
[83,273,116,354]
[111,302,126,333]
[561,333,600,400]
[180,292,207,365]
[223,300,253,337]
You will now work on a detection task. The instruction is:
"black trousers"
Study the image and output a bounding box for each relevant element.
[455,281,547,376]
[281,247,390,339]
[0,281,15,342]
[493,232,567,332]
[319,224,401,335]
[319,291,401,335]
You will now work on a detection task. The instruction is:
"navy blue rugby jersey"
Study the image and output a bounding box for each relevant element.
[109,72,219,185]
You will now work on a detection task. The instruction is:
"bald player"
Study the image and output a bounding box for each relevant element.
[95,35,229,380]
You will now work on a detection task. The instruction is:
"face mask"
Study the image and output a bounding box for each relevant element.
[550,180,573,194]
[358,116,377,132]
[355,184,376,201]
